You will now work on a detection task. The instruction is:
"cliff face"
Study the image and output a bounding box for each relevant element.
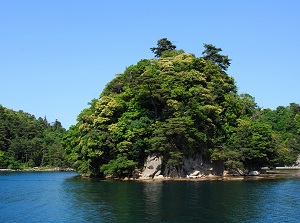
[140,154,224,179]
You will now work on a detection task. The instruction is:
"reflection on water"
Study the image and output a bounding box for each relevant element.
[64,177,300,223]
[1,172,300,223]
[63,177,114,222]
[143,181,163,221]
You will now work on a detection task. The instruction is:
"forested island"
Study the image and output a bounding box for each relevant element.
[63,39,300,178]
[1,39,300,179]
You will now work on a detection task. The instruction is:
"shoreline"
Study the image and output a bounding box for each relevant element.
[2,169,300,182]
[107,172,300,182]
[0,167,75,172]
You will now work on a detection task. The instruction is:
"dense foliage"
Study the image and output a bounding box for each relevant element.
[0,105,67,169]
[3,39,298,176]
[62,39,300,177]
[150,38,177,58]
[259,104,300,165]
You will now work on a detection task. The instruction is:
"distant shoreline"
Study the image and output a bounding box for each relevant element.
[1,169,299,182]
[0,167,75,172]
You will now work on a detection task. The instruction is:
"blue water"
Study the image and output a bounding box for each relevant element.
[1,172,300,223]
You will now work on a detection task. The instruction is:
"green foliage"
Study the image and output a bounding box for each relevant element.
[233,120,276,169]
[257,103,300,166]
[150,38,177,58]
[63,39,300,177]
[161,49,185,58]
[202,44,231,70]
[64,41,242,177]
[100,155,137,177]
[0,105,67,169]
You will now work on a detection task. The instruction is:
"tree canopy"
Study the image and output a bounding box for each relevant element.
[202,44,231,70]
[0,105,67,169]
[2,40,298,176]
[150,38,177,58]
[62,40,300,178]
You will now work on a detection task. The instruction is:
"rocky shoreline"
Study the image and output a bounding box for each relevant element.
[125,154,300,182]
[113,173,300,182]
[1,168,298,181]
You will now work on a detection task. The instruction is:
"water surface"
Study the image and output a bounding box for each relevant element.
[1,171,300,222]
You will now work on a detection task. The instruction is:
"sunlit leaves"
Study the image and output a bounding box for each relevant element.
[65,41,297,177]
[0,105,67,169]
[100,155,137,177]
[227,119,276,169]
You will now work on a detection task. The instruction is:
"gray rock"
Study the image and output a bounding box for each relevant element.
[141,154,224,179]
[248,170,260,176]
[141,155,162,178]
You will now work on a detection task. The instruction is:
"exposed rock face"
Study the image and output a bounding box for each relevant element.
[141,154,224,179]
[296,155,300,166]
[141,155,162,178]
[182,156,204,177]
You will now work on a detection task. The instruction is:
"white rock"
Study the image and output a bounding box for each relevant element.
[248,171,260,176]
[189,170,200,176]
[153,175,164,179]
[141,155,162,178]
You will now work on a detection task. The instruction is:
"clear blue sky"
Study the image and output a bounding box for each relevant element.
[1,1,299,129]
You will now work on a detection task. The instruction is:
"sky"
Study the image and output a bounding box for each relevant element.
[1,1,299,129]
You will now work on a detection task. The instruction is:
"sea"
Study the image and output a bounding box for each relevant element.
[0,171,300,223]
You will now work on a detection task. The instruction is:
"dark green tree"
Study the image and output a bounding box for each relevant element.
[202,44,231,70]
[258,103,300,166]
[0,104,67,169]
[150,38,177,58]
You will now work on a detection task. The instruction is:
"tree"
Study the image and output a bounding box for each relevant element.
[63,40,300,178]
[0,150,5,168]
[258,103,300,166]
[100,155,137,177]
[150,38,176,58]
[227,119,277,171]
[202,44,231,70]
[0,104,67,169]
[64,42,240,177]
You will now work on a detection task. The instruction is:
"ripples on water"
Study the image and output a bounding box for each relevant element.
[1,172,300,223]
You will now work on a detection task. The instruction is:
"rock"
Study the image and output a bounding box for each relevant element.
[182,156,203,174]
[153,175,164,179]
[296,155,300,166]
[189,170,200,176]
[169,168,179,178]
[141,154,225,179]
[248,171,260,176]
[182,155,219,177]
[141,155,162,178]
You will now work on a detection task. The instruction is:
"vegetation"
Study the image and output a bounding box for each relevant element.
[150,38,177,58]
[1,38,299,177]
[62,38,300,177]
[0,105,67,169]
